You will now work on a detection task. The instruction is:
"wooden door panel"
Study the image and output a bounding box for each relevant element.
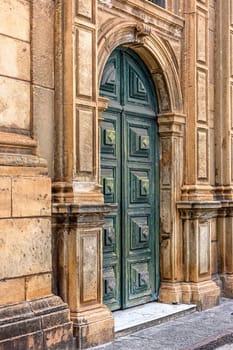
[100,47,159,311]
[101,109,121,311]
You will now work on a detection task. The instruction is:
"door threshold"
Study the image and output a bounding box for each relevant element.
[113,302,196,338]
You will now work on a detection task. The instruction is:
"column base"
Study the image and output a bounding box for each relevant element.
[159,282,183,304]
[71,305,114,349]
[190,280,220,310]
[0,295,74,350]
[220,274,233,298]
[159,280,220,311]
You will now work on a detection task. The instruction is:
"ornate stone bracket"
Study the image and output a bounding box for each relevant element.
[135,23,151,44]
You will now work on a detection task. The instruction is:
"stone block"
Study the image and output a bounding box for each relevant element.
[76,108,93,174]
[0,218,51,279]
[0,76,30,130]
[0,34,30,81]
[43,323,74,350]
[74,316,114,349]
[32,0,54,88]
[0,0,30,41]
[76,27,93,97]
[12,177,51,217]
[26,273,52,300]
[0,296,73,350]
[33,87,54,177]
[0,177,11,218]
[41,309,71,329]
[0,332,43,350]
[0,278,25,306]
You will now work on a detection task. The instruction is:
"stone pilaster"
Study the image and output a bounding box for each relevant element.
[157,113,186,304]
[53,1,114,347]
[53,203,114,349]
[182,0,213,201]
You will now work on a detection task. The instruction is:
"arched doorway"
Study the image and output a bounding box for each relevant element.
[100,47,159,311]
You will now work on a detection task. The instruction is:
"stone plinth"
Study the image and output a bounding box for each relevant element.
[53,203,115,349]
[177,201,221,310]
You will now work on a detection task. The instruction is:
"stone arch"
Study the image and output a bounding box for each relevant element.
[98,19,183,114]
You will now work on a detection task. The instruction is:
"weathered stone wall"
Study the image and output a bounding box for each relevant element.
[0,1,73,349]
[1,0,233,349]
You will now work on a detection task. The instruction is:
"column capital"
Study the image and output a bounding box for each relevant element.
[157,113,186,135]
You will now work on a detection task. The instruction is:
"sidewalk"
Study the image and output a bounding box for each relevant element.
[91,298,233,350]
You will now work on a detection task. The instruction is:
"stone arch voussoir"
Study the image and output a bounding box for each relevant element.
[98,19,183,114]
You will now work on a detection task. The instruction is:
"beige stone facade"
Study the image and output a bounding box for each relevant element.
[0,0,233,349]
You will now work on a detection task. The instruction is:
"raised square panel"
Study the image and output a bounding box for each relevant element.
[0,76,30,130]
[129,126,150,158]
[197,70,208,122]
[76,108,93,173]
[130,261,151,296]
[130,170,150,204]
[197,129,208,180]
[199,222,210,276]
[76,0,93,20]
[76,27,93,97]
[197,11,207,63]
[80,233,99,303]
[128,66,148,101]
[130,216,150,250]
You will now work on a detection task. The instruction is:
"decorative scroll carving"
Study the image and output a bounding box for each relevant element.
[135,23,151,44]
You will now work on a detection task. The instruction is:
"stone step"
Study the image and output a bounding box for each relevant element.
[114,302,196,338]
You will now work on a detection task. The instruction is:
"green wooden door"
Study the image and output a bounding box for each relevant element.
[100,47,159,311]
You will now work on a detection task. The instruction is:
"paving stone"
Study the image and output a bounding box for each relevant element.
[90,299,233,350]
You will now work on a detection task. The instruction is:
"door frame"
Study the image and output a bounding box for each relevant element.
[98,21,186,305]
